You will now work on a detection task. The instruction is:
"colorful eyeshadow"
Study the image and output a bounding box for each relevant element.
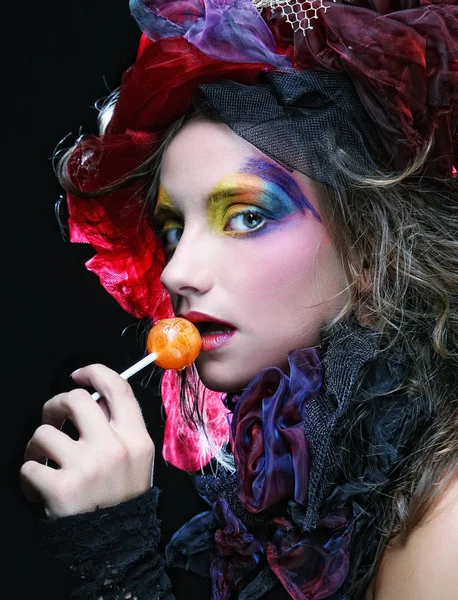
[207,158,320,236]
[154,158,321,246]
[241,158,321,221]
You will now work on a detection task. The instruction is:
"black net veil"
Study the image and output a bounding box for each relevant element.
[197,69,387,189]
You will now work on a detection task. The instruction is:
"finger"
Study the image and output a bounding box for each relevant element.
[71,364,145,430]
[42,389,113,441]
[24,424,78,467]
[19,459,58,503]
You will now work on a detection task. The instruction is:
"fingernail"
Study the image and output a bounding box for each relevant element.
[70,368,81,378]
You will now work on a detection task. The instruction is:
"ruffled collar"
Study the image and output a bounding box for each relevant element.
[165,318,428,600]
[228,347,322,514]
[168,344,352,600]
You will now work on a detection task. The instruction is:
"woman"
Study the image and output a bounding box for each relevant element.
[20,1,457,599]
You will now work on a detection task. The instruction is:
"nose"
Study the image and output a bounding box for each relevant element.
[160,229,214,300]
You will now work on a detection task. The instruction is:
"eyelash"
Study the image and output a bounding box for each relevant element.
[156,207,271,254]
[223,208,268,234]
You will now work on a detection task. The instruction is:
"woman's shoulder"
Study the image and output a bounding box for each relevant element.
[369,475,458,599]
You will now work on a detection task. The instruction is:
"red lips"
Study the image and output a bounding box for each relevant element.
[180,312,236,352]
[180,311,235,330]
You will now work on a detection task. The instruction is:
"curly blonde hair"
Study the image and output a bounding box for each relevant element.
[310,146,458,594]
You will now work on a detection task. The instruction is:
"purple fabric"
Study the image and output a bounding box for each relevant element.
[231,348,323,513]
[166,498,351,600]
[129,0,291,68]
[266,509,352,600]
[210,497,264,599]
[165,347,353,599]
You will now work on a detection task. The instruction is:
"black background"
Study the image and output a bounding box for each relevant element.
[8,2,209,597]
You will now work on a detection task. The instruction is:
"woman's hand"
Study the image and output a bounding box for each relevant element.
[19,364,155,519]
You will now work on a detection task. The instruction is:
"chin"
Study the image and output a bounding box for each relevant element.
[196,362,253,393]
[200,375,249,394]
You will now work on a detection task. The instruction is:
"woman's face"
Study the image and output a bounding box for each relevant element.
[157,120,348,391]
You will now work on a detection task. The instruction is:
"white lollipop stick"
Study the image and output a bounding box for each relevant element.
[91,352,158,401]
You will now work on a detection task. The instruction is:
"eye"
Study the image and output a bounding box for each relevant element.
[164,228,183,246]
[224,209,267,233]
[156,219,183,254]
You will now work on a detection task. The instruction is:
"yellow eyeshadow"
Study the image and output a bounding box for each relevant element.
[155,185,177,215]
[210,173,264,197]
[208,173,264,232]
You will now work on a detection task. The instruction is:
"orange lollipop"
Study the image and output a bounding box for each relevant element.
[91,318,201,401]
[146,317,202,370]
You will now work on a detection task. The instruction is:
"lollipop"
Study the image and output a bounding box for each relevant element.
[91,318,201,400]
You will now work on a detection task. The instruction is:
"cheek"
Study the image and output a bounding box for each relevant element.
[226,221,327,298]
